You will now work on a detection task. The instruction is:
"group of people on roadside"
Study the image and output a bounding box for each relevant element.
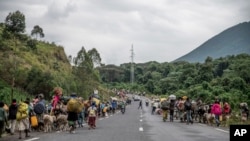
[0,88,131,139]
[149,96,249,126]
[0,98,32,139]
[0,90,100,139]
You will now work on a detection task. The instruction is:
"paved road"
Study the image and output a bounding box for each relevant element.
[1,96,229,141]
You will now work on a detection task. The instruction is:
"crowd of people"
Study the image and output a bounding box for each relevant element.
[0,87,130,139]
[149,96,249,126]
[1,91,249,139]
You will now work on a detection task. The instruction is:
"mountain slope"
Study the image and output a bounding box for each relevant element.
[174,21,250,63]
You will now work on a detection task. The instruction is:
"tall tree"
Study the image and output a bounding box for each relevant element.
[31,25,45,39]
[87,48,101,67]
[73,47,102,95]
[4,10,26,34]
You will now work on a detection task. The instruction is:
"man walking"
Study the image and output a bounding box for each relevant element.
[138,100,142,109]
[184,97,193,124]
[8,99,18,135]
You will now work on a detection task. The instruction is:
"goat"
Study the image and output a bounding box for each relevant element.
[43,114,56,133]
[56,114,68,131]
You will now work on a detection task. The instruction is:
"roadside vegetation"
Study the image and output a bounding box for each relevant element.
[0,10,111,104]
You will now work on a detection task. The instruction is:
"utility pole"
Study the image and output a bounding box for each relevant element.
[130,44,135,85]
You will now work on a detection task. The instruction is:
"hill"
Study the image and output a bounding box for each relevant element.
[174,21,250,62]
[0,23,105,103]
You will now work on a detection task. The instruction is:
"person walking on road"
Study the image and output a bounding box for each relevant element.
[152,101,158,115]
[138,100,142,109]
[88,102,97,129]
[169,99,175,122]
[184,97,193,124]
[211,100,222,127]
[8,99,18,135]
[0,101,8,138]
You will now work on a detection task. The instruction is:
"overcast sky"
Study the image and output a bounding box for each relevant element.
[0,0,249,65]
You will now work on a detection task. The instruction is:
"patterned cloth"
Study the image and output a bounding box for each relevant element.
[88,117,96,127]
[17,117,29,131]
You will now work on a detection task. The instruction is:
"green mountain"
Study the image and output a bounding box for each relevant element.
[174,21,250,63]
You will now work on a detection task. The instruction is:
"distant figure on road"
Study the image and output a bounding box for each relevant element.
[138,100,142,109]
[88,102,97,130]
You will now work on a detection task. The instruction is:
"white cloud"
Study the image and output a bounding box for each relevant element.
[0,0,249,65]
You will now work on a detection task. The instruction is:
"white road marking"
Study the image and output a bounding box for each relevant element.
[139,127,143,131]
[215,128,229,133]
[140,119,143,122]
[198,123,229,133]
[24,137,40,141]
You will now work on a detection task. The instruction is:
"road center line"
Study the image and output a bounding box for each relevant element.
[139,127,143,131]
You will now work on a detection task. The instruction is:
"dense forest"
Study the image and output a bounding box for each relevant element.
[98,55,250,111]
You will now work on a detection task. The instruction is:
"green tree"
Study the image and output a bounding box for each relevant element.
[145,79,154,93]
[87,48,101,67]
[214,61,229,77]
[31,25,45,39]
[25,67,54,98]
[230,77,246,90]
[4,10,26,35]
[73,47,102,95]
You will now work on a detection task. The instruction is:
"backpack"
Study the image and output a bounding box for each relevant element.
[16,102,28,120]
[161,101,169,110]
[67,98,83,113]
[34,102,45,115]
[185,101,192,110]
[178,101,184,110]
[89,107,95,116]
